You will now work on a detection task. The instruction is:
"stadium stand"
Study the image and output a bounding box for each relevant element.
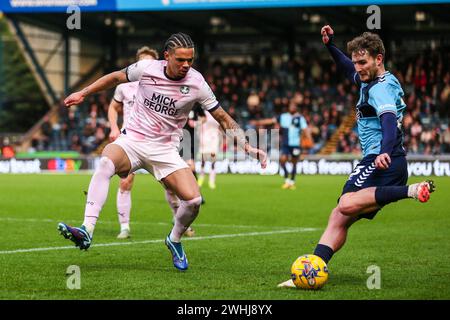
[31,44,449,156]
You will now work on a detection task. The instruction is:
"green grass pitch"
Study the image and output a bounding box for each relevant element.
[0,173,448,300]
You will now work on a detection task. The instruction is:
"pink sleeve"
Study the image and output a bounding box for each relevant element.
[126,59,155,82]
[197,79,219,111]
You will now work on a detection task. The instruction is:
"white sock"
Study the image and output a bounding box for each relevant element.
[82,157,116,237]
[83,224,95,237]
[170,197,202,242]
[408,184,418,198]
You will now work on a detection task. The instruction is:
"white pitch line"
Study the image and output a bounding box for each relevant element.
[0,216,298,229]
[0,228,317,255]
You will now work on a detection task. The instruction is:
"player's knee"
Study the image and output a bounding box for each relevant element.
[329,207,353,229]
[187,196,202,208]
[96,157,116,177]
[181,196,202,215]
[337,199,357,216]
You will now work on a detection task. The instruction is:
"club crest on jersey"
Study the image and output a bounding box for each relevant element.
[180,85,190,94]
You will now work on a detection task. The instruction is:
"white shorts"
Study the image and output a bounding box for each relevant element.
[112,132,189,181]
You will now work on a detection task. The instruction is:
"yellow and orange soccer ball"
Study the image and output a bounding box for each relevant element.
[291,254,329,290]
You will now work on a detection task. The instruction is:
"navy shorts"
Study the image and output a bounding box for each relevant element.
[340,154,408,220]
[281,145,301,157]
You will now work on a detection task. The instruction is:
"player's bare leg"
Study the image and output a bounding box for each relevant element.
[116,173,134,239]
[208,153,217,189]
[186,158,196,173]
[317,207,359,252]
[58,143,131,249]
[162,168,202,270]
[190,157,205,205]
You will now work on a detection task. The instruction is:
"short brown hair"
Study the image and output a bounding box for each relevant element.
[347,32,385,60]
[136,46,159,60]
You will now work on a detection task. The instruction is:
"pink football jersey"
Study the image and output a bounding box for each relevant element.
[125,59,219,146]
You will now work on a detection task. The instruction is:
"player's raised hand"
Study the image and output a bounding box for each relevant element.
[321,25,334,44]
[64,91,85,107]
[247,146,267,169]
[374,153,391,170]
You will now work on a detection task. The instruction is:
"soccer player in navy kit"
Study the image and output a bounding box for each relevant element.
[280,26,437,285]
[278,102,309,190]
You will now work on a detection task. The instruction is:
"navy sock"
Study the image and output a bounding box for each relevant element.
[313,244,334,264]
[281,163,288,179]
[291,163,297,181]
[375,186,408,206]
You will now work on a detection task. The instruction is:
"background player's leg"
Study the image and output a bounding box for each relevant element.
[209,153,217,189]
[83,144,131,236]
[163,168,202,243]
[280,154,290,189]
[198,154,206,187]
[117,173,134,238]
[289,155,299,189]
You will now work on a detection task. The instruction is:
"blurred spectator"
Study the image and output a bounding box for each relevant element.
[1,138,15,159]
[442,126,450,153]
[40,115,52,150]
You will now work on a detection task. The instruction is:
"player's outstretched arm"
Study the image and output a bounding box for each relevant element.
[321,25,360,85]
[64,70,128,107]
[210,106,267,169]
[108,99,123,142]
[374,112,397,170]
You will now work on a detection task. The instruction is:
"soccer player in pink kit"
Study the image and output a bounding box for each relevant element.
[108,46,159,239]
[197,110,221,189]
[58,33,267,271]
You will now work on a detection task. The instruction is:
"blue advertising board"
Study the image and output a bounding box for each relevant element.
[1,0,449,13]
[116,0,450,12]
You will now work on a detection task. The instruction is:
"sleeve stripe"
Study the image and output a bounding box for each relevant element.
[113,98,123,104]
[207,103,220,113]
[378,110,397,117]
[125,67,130,82]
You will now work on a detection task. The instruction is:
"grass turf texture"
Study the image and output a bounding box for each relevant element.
[0,174,448,300]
